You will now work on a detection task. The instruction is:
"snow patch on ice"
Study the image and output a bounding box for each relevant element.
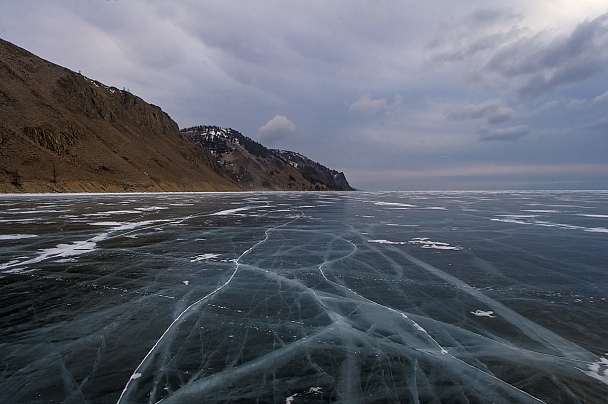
[492,216,608,233]
[88,221,125,227]
[373,201,417,208]
[408,237,463,250]
[83,210,140,216]
[586,227,608,233]
[211,206,253,216]
[369,238,462,250]
[368,239,407,245]
[0,234,38,240]
[135,206,168,212]
[1,220,160,273]
[286,387,323,403]
[580,355,608,385]
[191,254,220,262]
[471,310,496,318]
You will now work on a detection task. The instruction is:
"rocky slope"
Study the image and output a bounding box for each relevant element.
[0,38,239,193]
[181,126,354,191]
[0,38,353,193]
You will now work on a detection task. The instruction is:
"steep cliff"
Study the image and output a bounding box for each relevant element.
[0,38,240,193]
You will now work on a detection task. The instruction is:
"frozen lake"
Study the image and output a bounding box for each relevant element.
[1,191,607,403]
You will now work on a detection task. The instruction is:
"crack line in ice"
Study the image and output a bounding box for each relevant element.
[116,210,305,403]
[148,322,336,402]
[398,248,595,359]
[314,237,454,359]
[330,234,568,402]
[319,277,452,358]
[313,245,544,401]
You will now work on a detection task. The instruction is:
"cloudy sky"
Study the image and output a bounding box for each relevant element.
[2,1,607,190]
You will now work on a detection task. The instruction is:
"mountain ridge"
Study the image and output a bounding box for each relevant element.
[181,125,354,191]
[0,38,352,193]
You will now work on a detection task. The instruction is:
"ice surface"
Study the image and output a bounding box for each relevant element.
[0,191,607,403]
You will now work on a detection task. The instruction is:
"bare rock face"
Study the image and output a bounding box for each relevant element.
[0,38,240,193]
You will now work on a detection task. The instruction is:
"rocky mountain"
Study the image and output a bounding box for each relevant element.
[181,126,354,191]
[0,38,352,193]
[0,38,239,193]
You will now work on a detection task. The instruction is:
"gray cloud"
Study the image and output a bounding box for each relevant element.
[428,8,524,63]
[445,99,515,124]
[430,10,608,99]
[567,99,587,110]
[513,56,606,99]
[2,1,607,190]
[467,8,522,26]
[478,125,530,141]
[489,13,608,98]
[256,115,296,145]
[349,95,388,116]
[349,94,405,118]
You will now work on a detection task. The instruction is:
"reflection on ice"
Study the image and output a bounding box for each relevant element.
[0,191,607,403]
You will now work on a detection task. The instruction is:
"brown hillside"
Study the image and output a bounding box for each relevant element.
[0,38,241,193]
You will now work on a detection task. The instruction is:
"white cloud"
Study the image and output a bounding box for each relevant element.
[256,115,296,145]
[348,95,388,116]
[592,90,608,105]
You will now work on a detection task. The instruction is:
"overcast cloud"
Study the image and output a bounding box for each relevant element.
[1,0,607,190]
